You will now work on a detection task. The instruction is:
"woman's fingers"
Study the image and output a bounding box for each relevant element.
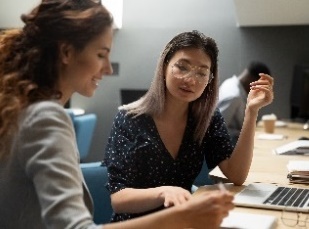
[250,73,274,89]
[163,186,192,207]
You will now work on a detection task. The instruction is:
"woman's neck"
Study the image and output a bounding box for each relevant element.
[157,96,189,122]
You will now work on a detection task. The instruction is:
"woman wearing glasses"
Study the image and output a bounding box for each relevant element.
[105,30,274,222]
[0,1,234,229]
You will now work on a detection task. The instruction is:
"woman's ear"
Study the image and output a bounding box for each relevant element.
[59,43,74,65]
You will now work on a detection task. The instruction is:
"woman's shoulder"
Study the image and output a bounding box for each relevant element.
[21,101,69,126]
[113,107,149,130]
[212,108,222,118]
[26,100,64,113]
[116,107,145,121]
[114,108,130,120]
[205,108,225,130]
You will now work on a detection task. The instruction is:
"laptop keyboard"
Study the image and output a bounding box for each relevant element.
[263,187,309,207]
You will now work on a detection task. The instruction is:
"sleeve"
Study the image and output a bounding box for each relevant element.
[17,102,99,229]
[104,110,142,194]
[203,109,234,170]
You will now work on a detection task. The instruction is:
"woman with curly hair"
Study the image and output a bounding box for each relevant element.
[0,1,233,228]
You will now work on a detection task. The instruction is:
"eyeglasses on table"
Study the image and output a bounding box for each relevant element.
[281,207,309,228]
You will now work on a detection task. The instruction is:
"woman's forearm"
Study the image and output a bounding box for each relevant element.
[103,206,184,229]
[105,191,233,229]
[111,187,165,213]
[221,107,258,185]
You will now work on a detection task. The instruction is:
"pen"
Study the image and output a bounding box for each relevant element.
[217,182,227,192]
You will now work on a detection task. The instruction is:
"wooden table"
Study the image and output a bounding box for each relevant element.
[195,122,309,229]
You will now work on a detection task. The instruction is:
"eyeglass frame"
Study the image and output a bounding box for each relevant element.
[170,61,213,84]
[281,207,309,228]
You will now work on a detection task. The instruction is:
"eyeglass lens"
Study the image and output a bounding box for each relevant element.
[172,61,212,84]
[281,208,309,228]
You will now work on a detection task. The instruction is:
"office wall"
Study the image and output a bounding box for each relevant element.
[71,0,309,162]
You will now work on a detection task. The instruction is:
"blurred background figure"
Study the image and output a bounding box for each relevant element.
[218,61,271,144]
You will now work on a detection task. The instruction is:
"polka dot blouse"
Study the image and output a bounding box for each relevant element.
[104,108,234,222]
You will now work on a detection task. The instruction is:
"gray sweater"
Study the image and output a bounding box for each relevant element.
[0,101,99,229]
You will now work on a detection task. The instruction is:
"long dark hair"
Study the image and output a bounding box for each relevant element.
[123,30,219,144]
[0,0,113,158]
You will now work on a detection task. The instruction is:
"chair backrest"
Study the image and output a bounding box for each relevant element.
[193,161,214,186]
[65,109,75,120]
[120,89,148,105]
[73,114,97,161]
[80,162,113,224]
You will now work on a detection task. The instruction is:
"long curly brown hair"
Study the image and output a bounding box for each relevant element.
[0,0,113,159]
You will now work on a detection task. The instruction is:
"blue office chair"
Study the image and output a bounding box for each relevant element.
[81,162,113,224]
[193,161,214,187]
[73,114,97,161]
[193,161,231,190]
[65,109,97,162]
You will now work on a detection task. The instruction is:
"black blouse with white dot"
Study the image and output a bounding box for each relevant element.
[104,108,234,222]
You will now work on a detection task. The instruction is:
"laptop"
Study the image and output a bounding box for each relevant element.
[233,183,309,212]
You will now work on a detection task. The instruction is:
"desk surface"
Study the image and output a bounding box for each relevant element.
[196,122,309,229]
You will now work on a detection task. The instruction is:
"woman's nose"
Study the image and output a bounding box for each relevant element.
[101,62,113,76]
[183,72,197,85]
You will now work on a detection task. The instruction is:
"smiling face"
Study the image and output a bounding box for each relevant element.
[165,48,212,103]
[58,26,113,104]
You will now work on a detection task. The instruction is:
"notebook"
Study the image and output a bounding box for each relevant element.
[220,211,277,229]
[233,183,309,212]
[287,160,309,184]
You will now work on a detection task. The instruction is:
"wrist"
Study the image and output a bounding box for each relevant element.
[154,186,166,204]
[245,106,258,119]
[174,202,192,227]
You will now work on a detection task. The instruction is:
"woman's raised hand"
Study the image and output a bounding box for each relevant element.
[247,73,274,112]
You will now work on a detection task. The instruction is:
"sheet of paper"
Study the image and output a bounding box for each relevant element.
[287,160,309,172]
[220,211,277,229]
[257,133,286,140]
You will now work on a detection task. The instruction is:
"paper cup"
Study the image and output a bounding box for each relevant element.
[263,119,276,133]
[262,114,277,134]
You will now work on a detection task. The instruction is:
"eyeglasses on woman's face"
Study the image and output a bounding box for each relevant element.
[171,60,213,84]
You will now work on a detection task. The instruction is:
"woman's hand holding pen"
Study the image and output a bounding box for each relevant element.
[182,184,234,229]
